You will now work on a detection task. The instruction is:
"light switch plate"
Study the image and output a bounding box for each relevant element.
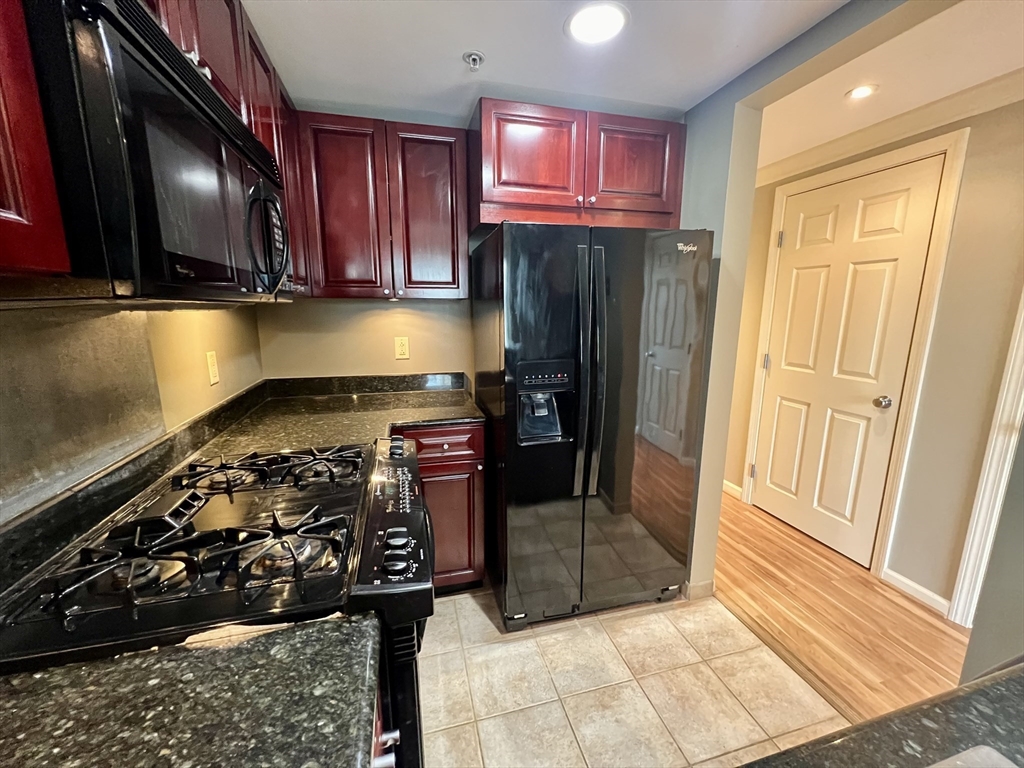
[394,337,410,360]
[206,351,220,385]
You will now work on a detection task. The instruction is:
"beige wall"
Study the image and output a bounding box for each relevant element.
[724,101,1024,600]
[147,307,264,430]
[256,299,474,380]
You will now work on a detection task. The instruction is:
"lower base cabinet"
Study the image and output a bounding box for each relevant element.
[392,423,485,589]
[418,459,485,588]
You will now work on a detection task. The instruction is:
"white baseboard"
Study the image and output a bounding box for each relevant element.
[881,568,951,616]
[723,480,743,499]
[685,579,715,600]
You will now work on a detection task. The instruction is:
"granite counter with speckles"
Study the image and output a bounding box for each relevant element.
[200,389,484,455]
[750,664,1024,768]
[0,614,381,768]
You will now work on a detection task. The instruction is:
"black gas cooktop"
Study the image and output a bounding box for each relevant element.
[0,438,433,671]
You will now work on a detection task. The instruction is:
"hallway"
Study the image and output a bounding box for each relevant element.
[714,493,971,722]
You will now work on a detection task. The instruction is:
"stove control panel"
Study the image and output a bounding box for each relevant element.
[349,439,434,627]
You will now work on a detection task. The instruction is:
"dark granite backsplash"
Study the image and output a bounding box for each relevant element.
[266,372,467,398]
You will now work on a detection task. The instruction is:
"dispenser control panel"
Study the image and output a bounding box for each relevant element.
[517,359,575,392]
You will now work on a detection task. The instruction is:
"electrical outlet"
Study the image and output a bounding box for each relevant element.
[394,336,410,360]
[206,351,220,385]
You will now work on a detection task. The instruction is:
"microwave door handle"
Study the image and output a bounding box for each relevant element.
[574,244,591,497]
[587,246,608,496]
[267,194,289,287]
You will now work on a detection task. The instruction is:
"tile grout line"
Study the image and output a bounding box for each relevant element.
[531,624,590,767]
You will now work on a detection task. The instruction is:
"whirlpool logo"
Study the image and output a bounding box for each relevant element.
[677,243,698,253]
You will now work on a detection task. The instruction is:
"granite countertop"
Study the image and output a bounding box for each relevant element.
[751,664,1024,768]
[0,614,381,768]
[201,389,484,455]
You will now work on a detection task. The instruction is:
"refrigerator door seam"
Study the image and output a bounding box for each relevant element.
[573,244,591,497]
[588,245,608,497]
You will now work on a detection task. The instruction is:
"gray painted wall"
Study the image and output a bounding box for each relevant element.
[0,309,165,523]
[961,426,1024,683]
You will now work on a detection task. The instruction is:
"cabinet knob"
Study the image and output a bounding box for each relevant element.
[383,289,390,295]
[371,755,396,768]
[378,729,401,748]
[576,195,583,205]
[397,290,404,296]
[477,464,483,471]
[588,196,597,204]
[183,49,200,65]
[442,443,449,450]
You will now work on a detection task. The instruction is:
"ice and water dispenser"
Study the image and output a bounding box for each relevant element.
[516,359,575,444]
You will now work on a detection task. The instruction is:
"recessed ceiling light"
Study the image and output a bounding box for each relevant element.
[566,2,629,45]
[846,84,878,100]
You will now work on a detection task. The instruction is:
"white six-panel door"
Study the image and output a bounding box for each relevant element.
[751,154,944,566]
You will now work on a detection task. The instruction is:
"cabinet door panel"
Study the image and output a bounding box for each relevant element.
[241,11,278,159]
[0,1,70,274]
[278,87,309,294]
[183,0,246,116]
[585,113,684,214]
[419,459,485,587]
[387,123,468,299]
[299,112,392,298]
[480,99,585,208]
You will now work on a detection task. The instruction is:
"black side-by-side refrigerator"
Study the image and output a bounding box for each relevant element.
[470,223,718,630]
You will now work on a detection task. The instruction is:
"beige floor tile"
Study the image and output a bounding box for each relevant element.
[424,723,483,768]
[421,600,462,657]
[562,681,687,768]
[465,638,557,718]
[639,662,767,764]
[456,593,512,647]
[692,740,779,767]
[534,622,631,696]
[709,645,837,737]
[419,650,475,733]
[665,598,761,659]
[477,701,586,768]
[772,714,850,751]
[602,611,701,677]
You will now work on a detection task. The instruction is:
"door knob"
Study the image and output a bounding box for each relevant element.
[645,350,655,358]
[873,395,893,409]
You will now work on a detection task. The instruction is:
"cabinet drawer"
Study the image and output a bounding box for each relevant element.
[393,423,484,463]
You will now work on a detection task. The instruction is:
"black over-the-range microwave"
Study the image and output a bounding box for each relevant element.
[13,0,290,303]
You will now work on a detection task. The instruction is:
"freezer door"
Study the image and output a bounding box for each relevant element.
[502,224,590,624]
[581,228,715,609]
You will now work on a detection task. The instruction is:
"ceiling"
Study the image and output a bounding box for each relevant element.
[758,0,1024,168]
[241,0,845,126]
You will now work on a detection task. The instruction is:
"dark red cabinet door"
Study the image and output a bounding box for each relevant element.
[585,112,684,214]
[0,1,70,275]
[299,112,392,299]
[278,86,309,295]
[387,123,468,300]
[180,0,247,117]
[418,459,485,588]
[241,10,278,158]
[480,98,586,208]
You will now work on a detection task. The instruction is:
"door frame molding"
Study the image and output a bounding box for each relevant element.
[948,292,1024,627]
[741,129,971,582]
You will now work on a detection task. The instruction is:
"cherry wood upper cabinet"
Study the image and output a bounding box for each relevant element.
[470,98,684,229]
[0,1,70,274]
[278,84,309,295]
[585,112,684,215]
[479,99,586,208]
[178,0,247,118]
[387,123,468,300]
[241,10,279,159]
[299,113,392,299]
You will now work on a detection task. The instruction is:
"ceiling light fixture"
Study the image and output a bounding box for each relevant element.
[846,84,878,100]
[566,2,629,45]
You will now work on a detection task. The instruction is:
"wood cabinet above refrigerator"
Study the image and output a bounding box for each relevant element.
[469,98,684,230]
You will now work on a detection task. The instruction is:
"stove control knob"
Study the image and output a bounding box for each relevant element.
[385,527,410,548]
[389,436,405,457]
[383,552,409,574]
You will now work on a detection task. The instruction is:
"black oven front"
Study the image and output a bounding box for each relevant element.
[22,0,288,302]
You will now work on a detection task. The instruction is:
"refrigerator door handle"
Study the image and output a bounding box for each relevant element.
[574,244,591,497]
[588,245,608,496]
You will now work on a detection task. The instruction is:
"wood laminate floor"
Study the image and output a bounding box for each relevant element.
[714,493,971,724]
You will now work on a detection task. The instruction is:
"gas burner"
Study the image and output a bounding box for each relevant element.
[109,558,188,593]
[194,468,263,494]
[251,536,329,579]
